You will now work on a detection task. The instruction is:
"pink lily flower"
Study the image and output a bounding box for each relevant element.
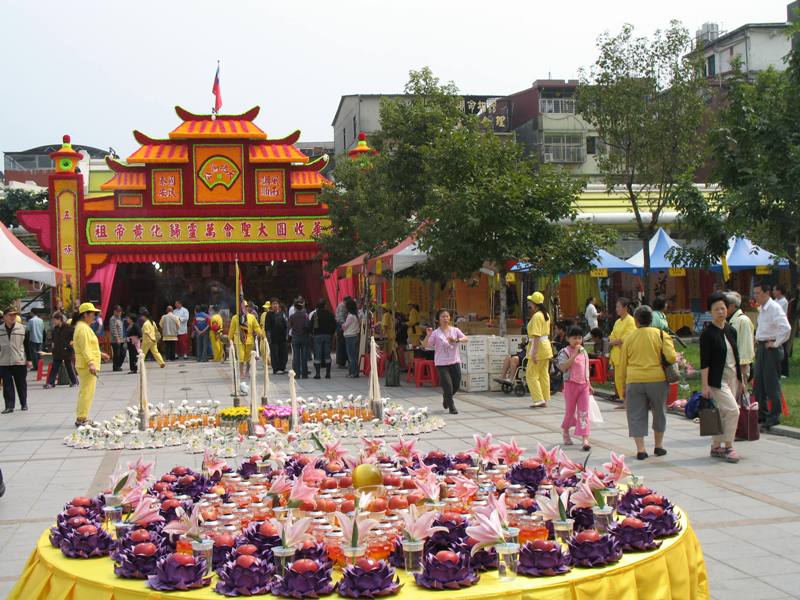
[202,449,228,478]
[535,489,571,522]
[267,474,293,497]
[473,492,509,527]
[570,482,597,509]
[121,483,147,508]
[129,495,164,526]
[323,439,349,463]
[288,477,317,506]
[360,437,384,457]
[163,504,204,540]
[498,439,526,465]
[389,437,418,463]
[127,457,154,484]
[401,503,448,542]
[465,510,507,555]
[269,514,313,548]
[471,433,501,464]
[582,469,607,490]
[335,511,380,548]
[413,472,441,503]
[451,476,479,502]
[300,462,326,485]
[536,443,560,478]
[602,452,631,485]
[556,449,583,480]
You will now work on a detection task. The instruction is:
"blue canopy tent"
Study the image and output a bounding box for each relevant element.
[711,237,789,272]
[511,248,640,274]
[627,228,684,270]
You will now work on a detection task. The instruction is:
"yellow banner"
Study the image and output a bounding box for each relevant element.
[376,258,383,275]
[86,216,330,245]
[505,272,516,283]
[668,267,686,277]
[755,265,772,275]
[345,266,353,278]
[590,268,608,278]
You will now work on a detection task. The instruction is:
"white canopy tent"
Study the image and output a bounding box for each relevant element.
[0,222,63,286]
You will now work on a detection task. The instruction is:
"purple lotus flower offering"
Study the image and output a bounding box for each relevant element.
[146,552,210,591]
[238,460,259,480]
[238,521,282,553]
[112,526,162,561]
[337,558,402,598]
[517,540,571,576]
[215,554,274,596]
[636,505,682,537]
[270,558,335,598]
[423,450,453,474]
[50,514,98,548]
[63,496,104,521]
[414,550,480,590]
[617,485,654,515]
[608,517,660,551]
[633,493,675,514]
[507,460,546,492]
[295,541,332,567]
[567,529,623,567]
[58,523,113,558]
[388,540,405,570]
[425,516,468,553]
[469,546,498,572]
[213,533,238,570]
[571,506,595,531]
[114,542,161,579]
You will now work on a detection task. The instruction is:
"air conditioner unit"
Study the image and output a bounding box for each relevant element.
[543,153,553,163]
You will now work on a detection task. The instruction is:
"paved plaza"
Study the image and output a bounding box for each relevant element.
[2,360,800,599]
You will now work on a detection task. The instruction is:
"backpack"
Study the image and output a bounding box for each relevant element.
[685,391,703,419]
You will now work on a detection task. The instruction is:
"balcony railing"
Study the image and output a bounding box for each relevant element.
[539,98,576,114]
[542,144,585,163]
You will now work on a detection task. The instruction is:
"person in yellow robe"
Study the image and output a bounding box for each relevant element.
[525,291,553,408]
[209,306,224,362]
[609,298,636,403]
[229,302,263,378]
[72,302,109,427]
[406,303,421,346]
[259,301,271,367]
[140,309,166,368]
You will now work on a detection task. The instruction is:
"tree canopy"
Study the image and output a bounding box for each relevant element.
[0,188,48,227]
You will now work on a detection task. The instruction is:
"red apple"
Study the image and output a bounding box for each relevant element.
[71,496,92,507]
[236,554,257,568]
[575,529,601,543]
[621,517,646,529]
[406,492,424,505]
[249,455,261,463]
[67,516,89,528]
[292,558,319,573]
[454,453,471,462]
[178,475,195,487]
[338,476,353,488]
[161,498,181,510]
[357,557,379,571]
[388,496,409,510]
[631,486,652,496]
[65,506,87,517]
[171,553,195,566]
[466,536,478,546]
[321,478,338,490]
[301,539,316,550]
[454,463,470,471]
[428,450,445,459]
[215,533,236,547]
[435,550,459,564]
[200,508,218,521]
[521,458,541,469]
[519,498,536,509]
[340,500,355,513]
[161,474,177,483]
[258,522,278,537]
[325,461,343,473]
[401,478,417,490]
[641,494,664,506]
[153,482,171,493]
[76,524,98,536]
[161,490,176,499]
[383,474,401,487]
[532,539,556,551]
[641,505,665,517]
[237,544,258,555]
[299,499,317,512]
[133,542,158,556]
[441,512,463,524]
[316,499,335,513]
[130,529,152,543]
[295,456,311,466]
[171,466,189,476]
[367,498,388,512]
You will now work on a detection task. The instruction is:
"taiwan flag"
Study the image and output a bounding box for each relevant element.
[212,63,222,114]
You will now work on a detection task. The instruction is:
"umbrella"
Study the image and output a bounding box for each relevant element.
[627,228,684,270]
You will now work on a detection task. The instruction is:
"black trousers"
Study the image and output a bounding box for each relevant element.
[165,340,177,361]
[335,328,347,366]
[111,342,126,371]
[270,338,288,373]
[0,365,28,409]
[47,359,77,386]
[436,363,461,410]
[127,341,138,372]
[755,343,784,427]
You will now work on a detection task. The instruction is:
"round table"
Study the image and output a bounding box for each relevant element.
[9,513,708,600]
[666,313,694,333]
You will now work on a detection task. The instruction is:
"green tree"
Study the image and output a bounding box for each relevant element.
[0,280,26,308]
[577,21,708,301]
[0,188,48,227]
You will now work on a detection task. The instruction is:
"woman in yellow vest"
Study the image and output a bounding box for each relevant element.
[140,309,166,368]
[210,306,224,362]
[526,291,553,408]
[72,302,109,427]
[609,297,636,403]
[229,302,263,378]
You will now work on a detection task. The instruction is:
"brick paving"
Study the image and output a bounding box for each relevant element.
[2,358,800,598]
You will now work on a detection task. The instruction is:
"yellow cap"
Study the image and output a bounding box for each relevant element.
[527,291,544,305]
[262,301,271,309]
[79,302,100,314]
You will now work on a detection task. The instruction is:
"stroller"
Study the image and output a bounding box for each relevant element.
[496,355,563,397]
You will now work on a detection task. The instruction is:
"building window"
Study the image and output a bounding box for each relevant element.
[706,55,716,77]
[353,115,357,140]
[586,136,597,155]
[542,134,585,163]
[539,98,575,114]
[342,128,346,148]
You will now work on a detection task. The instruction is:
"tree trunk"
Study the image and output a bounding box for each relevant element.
[499,272,507,337]
[641,235,651,306]
[787,243,798,360]
[428,280,436,325]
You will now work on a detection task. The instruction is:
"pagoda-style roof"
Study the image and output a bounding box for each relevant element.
[169,106,267,140]
[249,143,308,164]
[127,132,189,164]
[100,171,146,191]
[290,170,332,189]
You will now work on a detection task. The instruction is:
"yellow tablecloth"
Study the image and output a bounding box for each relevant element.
[666,313,694,333]
[10,514,708,600]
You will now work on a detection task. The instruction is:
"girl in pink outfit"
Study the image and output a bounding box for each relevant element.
[556,326,593,451]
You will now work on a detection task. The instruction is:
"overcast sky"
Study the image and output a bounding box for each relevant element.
[1,0,792,158]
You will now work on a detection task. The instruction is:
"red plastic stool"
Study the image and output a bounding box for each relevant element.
[36,361,46,381]
[360,352,387,377]
[588,358,606,384]
[41,363,53,383]
[667,382,678,406]
[360,354,370,376]
[414,359,438,387]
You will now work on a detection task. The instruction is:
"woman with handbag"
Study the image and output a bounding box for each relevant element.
[700,291,743,463]
[617,305,677,460]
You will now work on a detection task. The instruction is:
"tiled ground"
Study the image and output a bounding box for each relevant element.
[2,358,800,598]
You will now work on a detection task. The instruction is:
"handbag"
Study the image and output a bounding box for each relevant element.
[660,330,680,384]
[588,394,604,424]
[385,351,401,387]
[698,397,723,436]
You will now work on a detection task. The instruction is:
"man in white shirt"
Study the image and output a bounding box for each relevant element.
[584,297,599,331]
[773,285,791,377]
[725,291,755,381]
[753,282,791,429]
[173,301,190,359]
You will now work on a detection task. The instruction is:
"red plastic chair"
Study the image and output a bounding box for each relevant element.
[414,359,438,387]
[588,358,606,384]
[360,352,387,377]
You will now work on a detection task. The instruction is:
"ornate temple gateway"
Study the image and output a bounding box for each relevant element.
[18,106,332,312]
